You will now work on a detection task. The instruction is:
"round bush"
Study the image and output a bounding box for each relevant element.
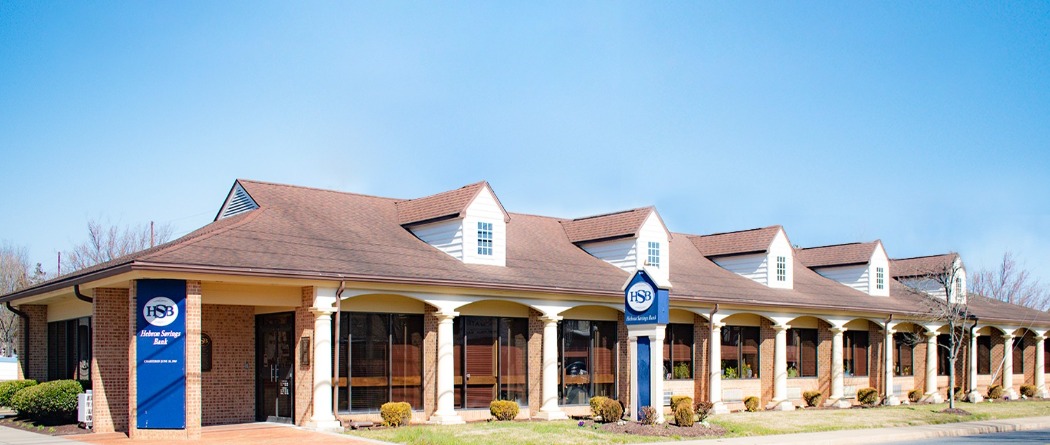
[908,388,922,403]
[674,404,695,427]
[0,380,37,407]
[489,400,519,421]
[379,401,412,427]
[987,384,1004,400]
[802,390,823,407]
[589,396,610,420]
[670,395,693,412]
[597,398,623,423]
[856,387,880,406]
[10,379,82,424]
[743,396,759,412]
[947,386,964,401]
[1020,385,1036,398]
[638,405,658,425]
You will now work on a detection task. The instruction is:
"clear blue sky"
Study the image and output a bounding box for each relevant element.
[2,2,1048,285]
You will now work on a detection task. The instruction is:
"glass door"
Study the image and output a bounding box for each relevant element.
[256,312,294,422]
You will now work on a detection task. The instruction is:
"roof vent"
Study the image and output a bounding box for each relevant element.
[218,183,259,219]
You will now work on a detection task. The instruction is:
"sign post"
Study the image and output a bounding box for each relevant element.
[136,279,187,429]
[623,269,670,423]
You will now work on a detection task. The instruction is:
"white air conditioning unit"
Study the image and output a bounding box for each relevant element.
[77,390,92,429]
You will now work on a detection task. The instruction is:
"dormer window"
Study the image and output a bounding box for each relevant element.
[647,241,661,268]
[876,267,885,290]
[776,256,787,282]
[954,277,963,301]
[477,221,493,256]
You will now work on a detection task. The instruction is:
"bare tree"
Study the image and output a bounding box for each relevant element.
[907,254,977,410]
[63,219,173,272]
[0,243,36,357]
[970,251,1050,311]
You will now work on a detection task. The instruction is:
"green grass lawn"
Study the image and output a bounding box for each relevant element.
[348,400,1050,445]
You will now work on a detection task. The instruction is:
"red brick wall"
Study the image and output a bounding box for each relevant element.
[1022,332,1036,385]
[91,288,129,434]
[201,304,254,426]
[759,319,774,406]
[816,321,832,398]
[693,315,709,403]
[294,287,314,426]
[990,331,1005,385]
[914,333,927,393]
[527,309,543,414]
[423,305,437,419]
[869,322,884,393]
[17,304,47,382]
[617,314,630,408]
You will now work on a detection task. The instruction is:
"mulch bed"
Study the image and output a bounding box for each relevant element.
[582,420,727,438]
[941,408,972,415]
[0,415,90,436]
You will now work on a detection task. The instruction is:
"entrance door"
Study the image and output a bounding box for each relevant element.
[256,312,294,422]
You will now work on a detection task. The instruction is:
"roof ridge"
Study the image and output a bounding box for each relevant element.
[567,206,653,222]
[141,208,267,261]
[891,253,956,261]
[236,179,405,201]
[799,241,875,250]
[393,180,487,204]
[696,225,781,238]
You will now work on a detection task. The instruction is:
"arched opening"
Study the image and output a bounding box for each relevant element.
[558,305,621,406]
[451,300,533,409]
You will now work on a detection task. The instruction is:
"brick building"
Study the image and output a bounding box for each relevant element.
[2,179,1048,439]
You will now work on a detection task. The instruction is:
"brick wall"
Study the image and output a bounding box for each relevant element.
[294,287,314,426]
[1023,332,1036,385]
[990,331,1004,386]
[759,319,774,406]
[91,288,129,434]
[617,314,630,409]
[693,315,709,403]
[422,305,437,419]
[816,321,832,398]
[17,304,47,382]
[201,304,254,425]
[527,309,543,415]
[913,333,927,393]
[868,321,884,393]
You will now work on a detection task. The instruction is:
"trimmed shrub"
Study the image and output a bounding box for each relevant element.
[802,390,823,407]
[0,380,37,407]
[10,379,82,424]
[489,400,519,421]
[596,398,623,423]
[674,404,695,427]
[908,388,922,403]
[743,396,759,412]
[589,396,610,420]
[948,386,964,401]
[694,400,714,422]
[857,387,879,407]
[987,384,1004,400]
[1020,385,1036,398]
[638,405,658,425]
[379,401,412,427]
[670,395,693,412]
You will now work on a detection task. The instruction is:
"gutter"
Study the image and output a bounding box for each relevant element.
[74,285,93,303]
[5,302,28,372]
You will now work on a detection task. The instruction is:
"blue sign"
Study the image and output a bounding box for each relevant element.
[637,337,651,419]
[136,279,186,429]
[624,270,669,325]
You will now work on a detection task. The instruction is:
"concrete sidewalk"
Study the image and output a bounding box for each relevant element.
[652,415,1050,445]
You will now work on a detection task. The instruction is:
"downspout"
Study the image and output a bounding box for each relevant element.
[332,281,345,418]
[6,302,28,375]
[74,285,93,303]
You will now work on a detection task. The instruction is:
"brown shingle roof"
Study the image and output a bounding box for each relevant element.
[395,181,508,225]
[560,207,655,244]
[690,226,781,257]
[891,254,959,279]
[798,241,880,268]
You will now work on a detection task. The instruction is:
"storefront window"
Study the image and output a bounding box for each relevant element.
[453,316,528,408]
[559,320,617,405]
[47,317,91,381]
[663,324,693,380]
[976,336,991,375]
[937,334,950,376]
[786,328,817,378]
[721,326,759,379]
[894,332,914,376]
[843,331,868,377]
[334,312,423,413]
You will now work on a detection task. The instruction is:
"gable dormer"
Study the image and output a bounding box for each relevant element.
[797,240,890,297]
[891,253,966,304]
[691,226,794,289]
[216,180,260,220]
[397,181,510,266]
[561,207,671,283]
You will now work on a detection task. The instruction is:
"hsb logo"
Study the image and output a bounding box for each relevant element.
[626,282,655,312]
[629,289,652,304]
[143,297,179,327]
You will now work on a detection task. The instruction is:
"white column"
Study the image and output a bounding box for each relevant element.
[650,328,666,424]
[306,308,341,431]
[884,328,900,405]
[536,316,567,420]
[429,312,464,424]
[1035,335,1047,398]
[923,332,943,403]
[709,322,728,414]
[768,324,794,411]
[967,332,983,403]
[1002,334,1018,399]
[827,327,850,408]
